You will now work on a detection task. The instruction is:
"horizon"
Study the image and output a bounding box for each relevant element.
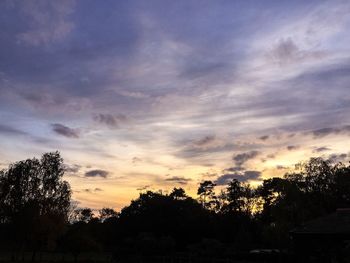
[1,0,350,210]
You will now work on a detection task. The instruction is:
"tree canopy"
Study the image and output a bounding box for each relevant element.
[1,153,350,261]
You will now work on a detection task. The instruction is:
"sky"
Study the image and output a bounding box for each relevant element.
[1,0,350,210]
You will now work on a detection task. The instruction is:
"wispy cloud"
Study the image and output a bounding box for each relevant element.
[165,176,192,185]
[233,151,260,167]
[1,0,350,209]
[51,123,79,138]
[93,113,128,128]
[0,124,27,136]
[15,0,76,46]
[310,125,350,138]
[85,169,109,178]
[215,170,262,185]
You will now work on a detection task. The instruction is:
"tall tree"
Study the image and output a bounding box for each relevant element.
[0,152,71,252]
[197,180,217,210]
[169,187,187,200]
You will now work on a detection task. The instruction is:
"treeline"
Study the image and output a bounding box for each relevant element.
[0,152,350,259]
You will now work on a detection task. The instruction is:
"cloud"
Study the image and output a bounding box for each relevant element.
[327,153,348,163]
[259,135,269,141]
[267,38,326,65]
[269,38,299,64]
[64,164,81,174]
[51,123,79,138]
[200,170,218,178]
[16,0,76,46]
[287,145,299,151]
[310,125,350,138]
[232,151,260,166]
[276,165,288,170]
[267,154,276,159]
[136,185,152,191]
[215,170,261,185]
[165,176,192,185]
[85,169,109,178]
[93,113,128,128]
[118,90,150,99]
[0,124,27,136]
[175,135,238,159]
[83,187,103,193]
[1,0,350,210]
[193,135,216,147]
[225,166,245,172]
[179,60,228,80]
[313,146,331,153]
[132,157,142,164]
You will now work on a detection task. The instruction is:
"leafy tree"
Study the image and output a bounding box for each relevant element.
[99,207,118,222]
[118,190,211,249]
[73,208,94,223]
[0,152,71,254]
[224,179,245,213]
[197,180,216,209]
[169,187,187,200]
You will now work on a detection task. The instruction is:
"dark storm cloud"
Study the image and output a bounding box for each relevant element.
[93,113,128,128]
[215,170,261,185]
[233,151,260,166]
[51,123,79,138]
[84,169,109,178]
[165,176,192,185]
[0,124,27,136]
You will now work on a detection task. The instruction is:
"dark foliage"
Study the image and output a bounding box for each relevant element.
[1,153,350,261]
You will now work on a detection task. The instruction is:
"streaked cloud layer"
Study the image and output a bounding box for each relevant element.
[1,0,350,209]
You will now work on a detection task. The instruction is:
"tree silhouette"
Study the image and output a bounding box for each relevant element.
[0,151,71,256]
[73,208,94,223]
[197,180,217,209]
[219,179,255,215]
[169,187,187,200]
[99,207,118,222]
[1,152,350,261]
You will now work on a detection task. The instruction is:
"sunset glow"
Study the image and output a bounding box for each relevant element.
[1,0,350,210]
